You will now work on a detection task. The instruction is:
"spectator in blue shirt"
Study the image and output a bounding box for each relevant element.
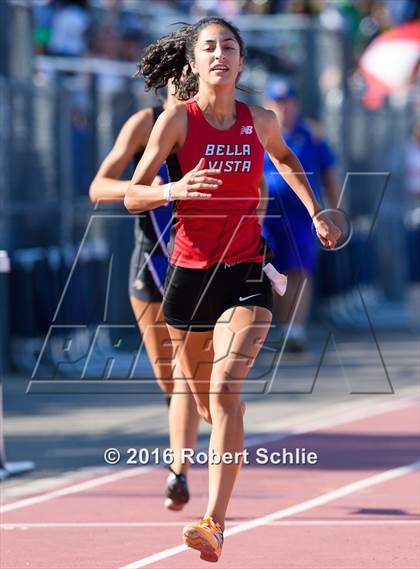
[262,78,340,352]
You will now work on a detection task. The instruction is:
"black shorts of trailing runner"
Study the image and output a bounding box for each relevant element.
[163,262,273,332]
[128,242,164,302]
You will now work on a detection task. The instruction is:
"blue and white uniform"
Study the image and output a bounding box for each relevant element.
[262,118,335,274]
[128,106,174,301]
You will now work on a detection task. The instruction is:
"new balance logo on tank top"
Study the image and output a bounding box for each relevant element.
[168,100,265,269]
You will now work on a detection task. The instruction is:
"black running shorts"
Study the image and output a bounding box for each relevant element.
[163,262,273,332]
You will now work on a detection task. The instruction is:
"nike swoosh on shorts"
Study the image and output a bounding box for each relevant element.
[239,293,261,302]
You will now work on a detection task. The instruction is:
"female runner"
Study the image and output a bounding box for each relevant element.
[89,82,199,511]
[125,17,340,562]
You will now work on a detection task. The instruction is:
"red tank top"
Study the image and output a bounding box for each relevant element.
[169,99,265,269]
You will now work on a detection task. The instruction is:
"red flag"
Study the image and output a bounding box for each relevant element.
[359,20,420,109]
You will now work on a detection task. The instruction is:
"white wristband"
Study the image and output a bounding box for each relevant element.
[163,183,173,202]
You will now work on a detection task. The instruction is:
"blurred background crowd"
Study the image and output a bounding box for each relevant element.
[31,0,419,61]
[0,1,418,375]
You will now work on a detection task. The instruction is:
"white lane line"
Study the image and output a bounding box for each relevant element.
[243,395,418,449]
[0,466,156,513]
[119,460,420,569]
[265,520,420,526]
[2,520,419,530]
[1,396,418,514]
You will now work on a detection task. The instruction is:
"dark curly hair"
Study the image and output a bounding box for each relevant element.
[136,17,246,101]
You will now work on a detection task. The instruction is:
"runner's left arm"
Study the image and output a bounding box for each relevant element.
[254,107,341,248]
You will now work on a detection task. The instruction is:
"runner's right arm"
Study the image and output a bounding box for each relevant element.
[125,105,221,213]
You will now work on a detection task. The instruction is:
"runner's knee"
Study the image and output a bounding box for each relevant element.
[210,381,241,416]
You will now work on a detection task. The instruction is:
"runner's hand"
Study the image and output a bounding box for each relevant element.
[171,158,222,199]
[313,212,342,249]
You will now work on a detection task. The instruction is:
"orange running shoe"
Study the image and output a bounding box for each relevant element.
[182,517,224,563]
